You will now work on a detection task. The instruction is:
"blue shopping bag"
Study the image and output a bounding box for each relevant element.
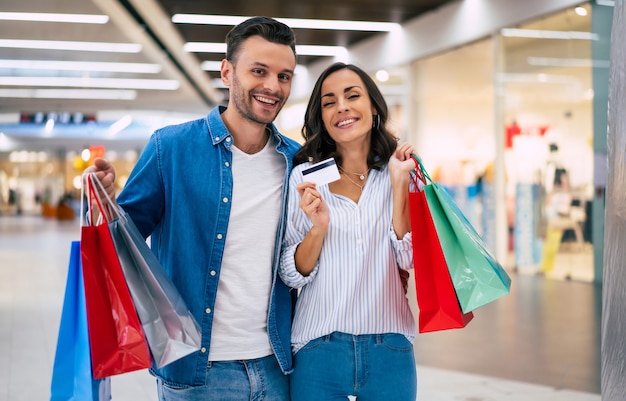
[50,241,111,401]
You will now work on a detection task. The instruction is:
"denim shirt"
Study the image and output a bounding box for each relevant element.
[116,105,301,387]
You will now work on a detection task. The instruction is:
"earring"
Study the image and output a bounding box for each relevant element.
[372,114,381,131]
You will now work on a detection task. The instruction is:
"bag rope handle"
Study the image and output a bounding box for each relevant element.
[409,153,432,190]
[81,172,124,226]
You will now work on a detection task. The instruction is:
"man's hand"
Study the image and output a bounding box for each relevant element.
[83,157,117,201]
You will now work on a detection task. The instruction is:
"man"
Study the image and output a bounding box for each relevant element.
[87,16,300,400]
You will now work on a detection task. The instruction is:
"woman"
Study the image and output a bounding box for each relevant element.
[279,62,417,400]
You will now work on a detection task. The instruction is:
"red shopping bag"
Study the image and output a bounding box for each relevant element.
[409,175,473,333]
[80,174,152,379]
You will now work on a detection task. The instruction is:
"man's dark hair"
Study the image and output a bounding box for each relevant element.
[225,16,297,62]
[294,62,398,170]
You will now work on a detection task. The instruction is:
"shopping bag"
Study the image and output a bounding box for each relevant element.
[80,174,152,379]
[50,241,111,401]
[413,155,511,313]
[110,212,202,367]
[409,182,474,333]
[87,172,202,368]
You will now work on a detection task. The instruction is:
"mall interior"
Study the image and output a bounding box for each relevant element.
[0,0,622,400]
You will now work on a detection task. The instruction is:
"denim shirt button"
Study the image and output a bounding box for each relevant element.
[225,137,231,142]
[205,308,211,314]
[215,137,220,141]
[225,162,230,167]
[216,233,223,239]
[210,270,216,277]
[222,197,228,203]
[200,347,207,353]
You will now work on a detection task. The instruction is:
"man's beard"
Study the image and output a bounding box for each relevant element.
[229,74,284,126]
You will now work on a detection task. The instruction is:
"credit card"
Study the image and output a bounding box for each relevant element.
[301,157,340,185]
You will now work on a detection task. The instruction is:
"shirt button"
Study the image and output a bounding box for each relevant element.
[216,233,223,239]
[215,136,220,141]
[200,347,207,353]
[225,162,230,167]
[222,197,228,203]
[226,137,231,142]
[210,270,216,276]
[205,308,211,314]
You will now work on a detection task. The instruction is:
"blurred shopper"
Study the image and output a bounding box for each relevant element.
[279,62,418,400]
[85,16,300,401]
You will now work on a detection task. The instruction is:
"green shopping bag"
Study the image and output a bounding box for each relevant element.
[412,155,511,313]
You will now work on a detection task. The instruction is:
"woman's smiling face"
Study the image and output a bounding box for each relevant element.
[320,68,376,147]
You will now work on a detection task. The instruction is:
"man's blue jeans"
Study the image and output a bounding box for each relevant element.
[156,354,289,401]
[290,332,417,401]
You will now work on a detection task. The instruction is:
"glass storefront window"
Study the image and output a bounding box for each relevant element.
[407,38,497,258]
[405,2,596,282]
[498,3,594,281]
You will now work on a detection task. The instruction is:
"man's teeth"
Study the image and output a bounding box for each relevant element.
[256,96,276,105]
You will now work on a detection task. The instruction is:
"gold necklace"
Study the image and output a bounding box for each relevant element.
[342,173,365,191]
[339,166,368,181]
[340,169,369,192]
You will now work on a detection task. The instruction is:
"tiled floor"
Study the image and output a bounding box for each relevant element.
[0,215,601,401]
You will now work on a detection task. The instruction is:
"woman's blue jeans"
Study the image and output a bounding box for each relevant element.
[290,332,417,401]
[156,354,289,401]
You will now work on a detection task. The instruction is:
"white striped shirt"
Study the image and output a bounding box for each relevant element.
[280,162,417,353]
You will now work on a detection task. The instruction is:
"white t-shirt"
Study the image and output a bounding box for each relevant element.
[208,137,285,361]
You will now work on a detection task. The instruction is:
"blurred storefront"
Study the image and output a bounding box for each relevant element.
[0,145,138,219]
[400,2,610,282]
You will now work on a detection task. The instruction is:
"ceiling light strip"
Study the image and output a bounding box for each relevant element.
[187,42,346,57]
[296,45,348,57]
[0,89,137,100]
[278,18,399,32]
[0,59,161,73]
[0,77,179,90]
[200,61,222,71]
[172,14,399,32]
[0,39,142,53]
[527,57,610,68]
[0,12,109,24]
[496,73,579,84]
[500,28,599,40]
[183,42,226,53]
[108,115,133,135]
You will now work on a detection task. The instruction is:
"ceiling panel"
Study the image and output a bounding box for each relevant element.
[0,0,457,151]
